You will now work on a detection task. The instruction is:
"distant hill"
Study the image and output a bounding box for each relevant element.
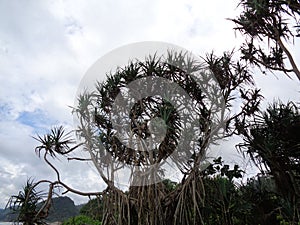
[46,196,79,222]
[0,207,17,221]
[0,196,81,223]
[0,208,6,220]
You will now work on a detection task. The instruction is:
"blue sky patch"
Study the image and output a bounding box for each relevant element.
[16,109,56,133]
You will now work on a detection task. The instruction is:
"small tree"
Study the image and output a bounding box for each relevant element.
[7,179,46,225]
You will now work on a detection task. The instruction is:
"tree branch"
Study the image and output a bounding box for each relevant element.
[276,35,300,80]
[44,152,61,181]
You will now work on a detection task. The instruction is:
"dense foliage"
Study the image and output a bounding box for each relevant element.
[238,102,300,223]
[79,197,103,222]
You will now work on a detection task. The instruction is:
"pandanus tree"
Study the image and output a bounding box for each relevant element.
[231,0,300,223]
[8,49,260,225]
[231,0,300,80]
[6,179,46,225]
[7,126,102,225]
[238,101,300,222]
[71,50,260,225]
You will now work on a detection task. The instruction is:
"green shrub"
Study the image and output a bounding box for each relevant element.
[62,215,101,225]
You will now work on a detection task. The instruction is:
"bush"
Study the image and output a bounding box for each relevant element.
[62,215,101,225]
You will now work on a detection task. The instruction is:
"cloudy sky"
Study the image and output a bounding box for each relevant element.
[0,0,299,208]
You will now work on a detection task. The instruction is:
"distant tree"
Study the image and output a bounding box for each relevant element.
[231,0,300,80]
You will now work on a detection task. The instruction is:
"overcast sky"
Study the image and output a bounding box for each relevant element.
[0,0,299,208]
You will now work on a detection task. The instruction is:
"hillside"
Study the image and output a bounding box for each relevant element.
[46,196,79,222]
[0,208,16,221]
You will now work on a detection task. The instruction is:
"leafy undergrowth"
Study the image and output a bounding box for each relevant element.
[62,215,101,225]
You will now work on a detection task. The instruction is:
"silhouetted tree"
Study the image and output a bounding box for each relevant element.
[238,101,300,223]
[231,0,300,80]
[71,51,260,225]
[7,179,46,225]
